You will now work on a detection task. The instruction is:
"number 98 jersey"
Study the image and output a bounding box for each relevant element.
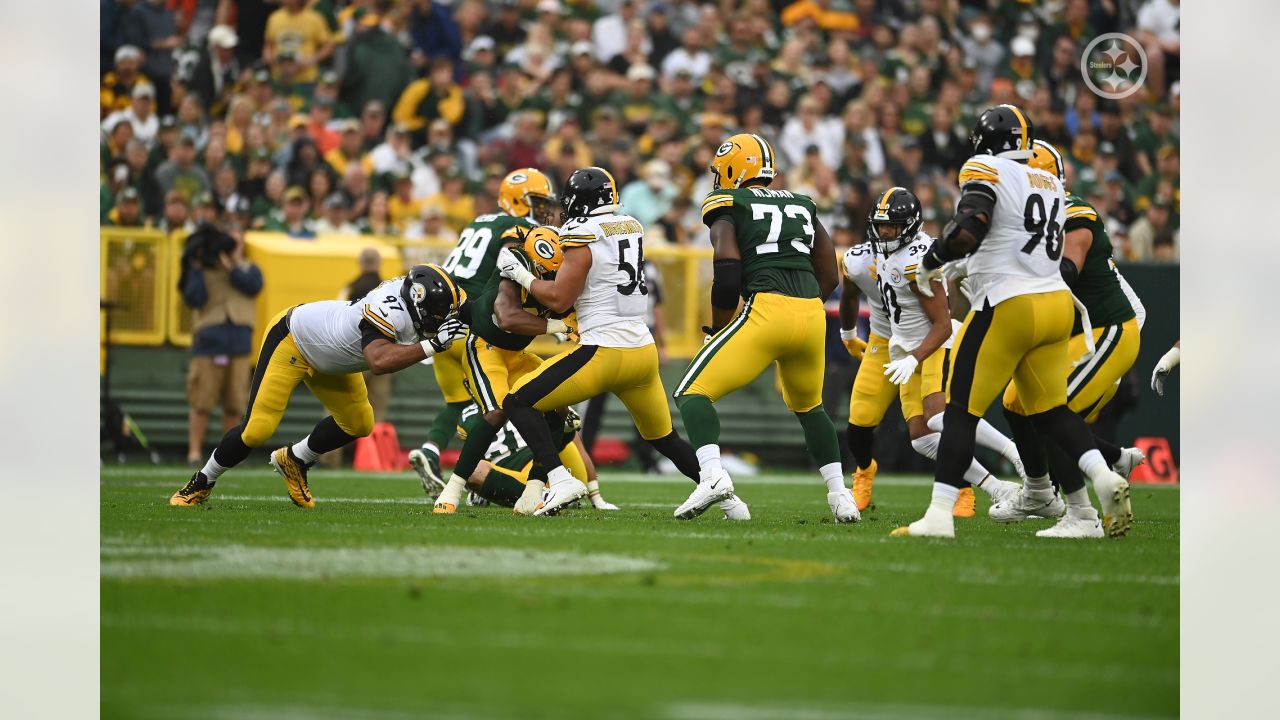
[701,187,821,299]
[557,212,653,348]
[957,154,1069,308]
[440,212,535,297]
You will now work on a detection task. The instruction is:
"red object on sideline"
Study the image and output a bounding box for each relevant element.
[353,423,408,472]
[1128,436,1178,484]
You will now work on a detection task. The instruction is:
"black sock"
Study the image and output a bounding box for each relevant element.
[503,392,562,471]
[212,424,253,469]
[1093,433,1122,466]
[846,423,875,470]
[934,405,979,489]
[647,431,700,482]
[1003,406,1048,478]
[1030,406,1098,467]
[306,415,359,455]
[1046,439,1087,495]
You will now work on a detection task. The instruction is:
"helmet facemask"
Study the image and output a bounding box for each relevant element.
[528,193,560,226]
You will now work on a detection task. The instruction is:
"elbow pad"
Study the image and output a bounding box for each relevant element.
[711,258,742,310]
[1059,257,1079,285]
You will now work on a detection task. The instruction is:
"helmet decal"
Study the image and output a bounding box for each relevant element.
[410,282,426,303]
[533,238,556,260]
[715,141,735,157]
[509,172,528,184]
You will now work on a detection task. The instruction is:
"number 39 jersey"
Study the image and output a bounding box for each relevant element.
[440,212,534,298]
[701,187,821,299]
[841,243,892,340]
[957,154,1068,308]
[558,212,653,348]
[876,232,938,350]
[288,278,418,374]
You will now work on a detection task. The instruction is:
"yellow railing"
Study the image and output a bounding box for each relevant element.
[100,227,717,358]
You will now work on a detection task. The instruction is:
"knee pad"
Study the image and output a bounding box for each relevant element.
[239,416,276,448]
[341,405,376,438]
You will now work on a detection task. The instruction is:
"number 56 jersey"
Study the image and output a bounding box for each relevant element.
[957,154,1068,308]
[558,212,653,348]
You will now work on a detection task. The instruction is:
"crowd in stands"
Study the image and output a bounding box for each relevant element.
[101,0,1180,262]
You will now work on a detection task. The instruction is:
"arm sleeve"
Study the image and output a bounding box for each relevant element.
[229,263,264,297]
[359,319,391,349]
[181,268,208,308]
[392,80,429,131]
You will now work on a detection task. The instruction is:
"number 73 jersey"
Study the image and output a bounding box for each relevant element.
[701,187,821,299]
[440,212,535,298]
[957,154,1069,308]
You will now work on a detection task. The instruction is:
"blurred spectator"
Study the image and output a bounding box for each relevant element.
[388,171,425,231]
[118,0,181,113]
[358,101,388,151]
[341,14,412,116]
[265,186,317,238]
[780,94,844,170]
[426,168,476,234]
[101,45,152,119]
[393,58,465,143]
[621,160,677,230]
[315,193,360,236]
[662,28,712,82]
[104,84,161,147]
[107,187,148,228]
[407,0,463,65]
[325,121,373,177]
[1128,198,1177,262]
[358,191,397,236]
[178,216,263,464]
[190,25,240,117]
[403,205,458,266]
[263,0,333,85]
[156,135,211,198]
[158,189,195,235]
[593,1,642,63]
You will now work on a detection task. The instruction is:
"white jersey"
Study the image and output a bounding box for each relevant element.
[558,212,653,347]
[877,232,941,351]
[288,278,419,374]
[957,154,1069,308]
[842,243,891,340]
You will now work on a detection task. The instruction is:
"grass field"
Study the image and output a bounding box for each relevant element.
[101,465,1178,720]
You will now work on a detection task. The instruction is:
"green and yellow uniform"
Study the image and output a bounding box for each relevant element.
[1004,195,1141,423]
[461,269,549,415]
[674,186,826,413]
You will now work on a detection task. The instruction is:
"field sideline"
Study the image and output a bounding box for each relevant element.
[102,466,1179,719]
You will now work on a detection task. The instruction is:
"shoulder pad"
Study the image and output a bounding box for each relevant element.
[958,157,1000,187]
[701,191,735,220]
[558,216,597,245]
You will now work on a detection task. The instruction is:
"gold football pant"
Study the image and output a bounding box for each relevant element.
[1004,317,1140,423]
[509,343,674,440]
[674,292,826,413]
[239,309,374,448]
[948,290,1074,417]
[462,332,545,414]
[899,346,949,421]
[432,339,471,404]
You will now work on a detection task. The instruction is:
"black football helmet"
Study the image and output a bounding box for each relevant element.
[400,264,464,339]
[561,166,619,219]
[969,104,1035,160]
[867,187,922,255]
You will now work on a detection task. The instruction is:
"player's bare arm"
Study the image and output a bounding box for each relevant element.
[945,275,971,320]
[925,185,995,268]
[709,217,742,331]
[493,278,556,335]
[1059,227,1092,284]
[361,337,427,375]
[525,245,590,314]
[908,277,952,363]
[811,218,839,299]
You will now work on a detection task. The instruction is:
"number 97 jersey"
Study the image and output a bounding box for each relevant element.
[956,154,1069,308]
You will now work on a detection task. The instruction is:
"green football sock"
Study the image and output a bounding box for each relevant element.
[426,401,469,450]
[675,394,720,449]
[453,412,500,480]
[796,408,841,466]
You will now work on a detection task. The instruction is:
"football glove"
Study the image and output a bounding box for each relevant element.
[883,355,919,385]
[496,247,536,290]
[1151,345,1180,397]
[840,329,867,360]
[422,317,465,355]
[914,266,944,297]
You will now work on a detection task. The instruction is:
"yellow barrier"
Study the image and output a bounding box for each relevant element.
[101,227,170,346]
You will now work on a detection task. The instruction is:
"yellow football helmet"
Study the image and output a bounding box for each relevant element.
[708,133,776,189]
[521,226,564,278]
[498,168,558,225]
[1029,139,1066,183]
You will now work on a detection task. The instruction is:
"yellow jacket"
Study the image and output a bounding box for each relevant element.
[392,78,465,132]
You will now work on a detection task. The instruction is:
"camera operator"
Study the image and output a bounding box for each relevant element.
[178,197,264,464]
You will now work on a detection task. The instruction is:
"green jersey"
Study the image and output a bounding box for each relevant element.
[440,213,533,298]
[701,187,821,299]
[466,271,535,352]
[1064,194,1136,334]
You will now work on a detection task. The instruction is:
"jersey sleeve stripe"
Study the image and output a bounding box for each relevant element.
[558,233,595,240]
[363,306,396,337]
[702,194,732,205]
[962,160,999,175]
[958,168,999,185]
[701,199,734,215]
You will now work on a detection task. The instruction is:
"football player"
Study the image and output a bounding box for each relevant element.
[495,166,705,516]
[992,139,1148,528]
[171,265,467,507]
[408,169,558,496]
[670,133,853,522]
[432,227,594,514]
[900,104,1131,539]
[858,187,1021,515]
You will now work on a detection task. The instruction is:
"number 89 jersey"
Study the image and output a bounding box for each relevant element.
[701,187,821,299]
[957,154,1068,308]
[440,212,535,297]
[558,212,653,348]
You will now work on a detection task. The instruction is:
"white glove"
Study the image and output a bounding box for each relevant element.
[422,317,465,355]
[1151,345,1180,397]
[883,354,919,385]
[496,247,536,289]
[546,318,570,335]
[914,265,943,297]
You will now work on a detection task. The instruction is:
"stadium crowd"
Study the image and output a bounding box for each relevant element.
[100,0,1180,263]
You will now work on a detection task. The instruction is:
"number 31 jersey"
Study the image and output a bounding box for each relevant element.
[701,187,821,299]
[558,212,653,348]
[957,154,1068,308]
[440,212,534,297]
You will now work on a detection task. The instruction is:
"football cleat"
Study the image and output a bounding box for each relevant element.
[850,460,877,511]
[466,491,490,507]
[980,476,1022,506]
[1036,508,1105,539]
[432,501,457,514]
[719,494,751,521]
[952,487,976,518]
[1093,470,1133,538]
[1113,447,1147,480]
[270,448,314,508]
[408,448,446,499]
[828,490,861,523]
[1010,455,1027,482]
[513,479,545,515]
[533,481,588,517]
[989,486,1065,523]
[170,471,215,506]
[674,470,735,519]
[890,507,955,538]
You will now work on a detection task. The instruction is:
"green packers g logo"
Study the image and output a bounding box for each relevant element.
[715,141,735,157]
[509,172,528,184]
[533,238,556,260]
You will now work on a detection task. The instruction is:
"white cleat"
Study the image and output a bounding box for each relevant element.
[512,479,545,516]
[718,494,751,521]
[1093,470,1133,538]
[408,449,446,499]
[466,491,490,507]
[989,487,1066,523]
[890,506,955,538]
[981,477,1022,506]
[532,480,588,517]
[1036,507,1105,538]
[827,490,861,523]
[1113,447,1147,480]
[674,471,735,519]
[591,498,620,511]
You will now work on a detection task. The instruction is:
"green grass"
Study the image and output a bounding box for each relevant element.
[101,466,1178,720]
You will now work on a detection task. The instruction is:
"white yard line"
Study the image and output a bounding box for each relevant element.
[661,700,1175,720]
